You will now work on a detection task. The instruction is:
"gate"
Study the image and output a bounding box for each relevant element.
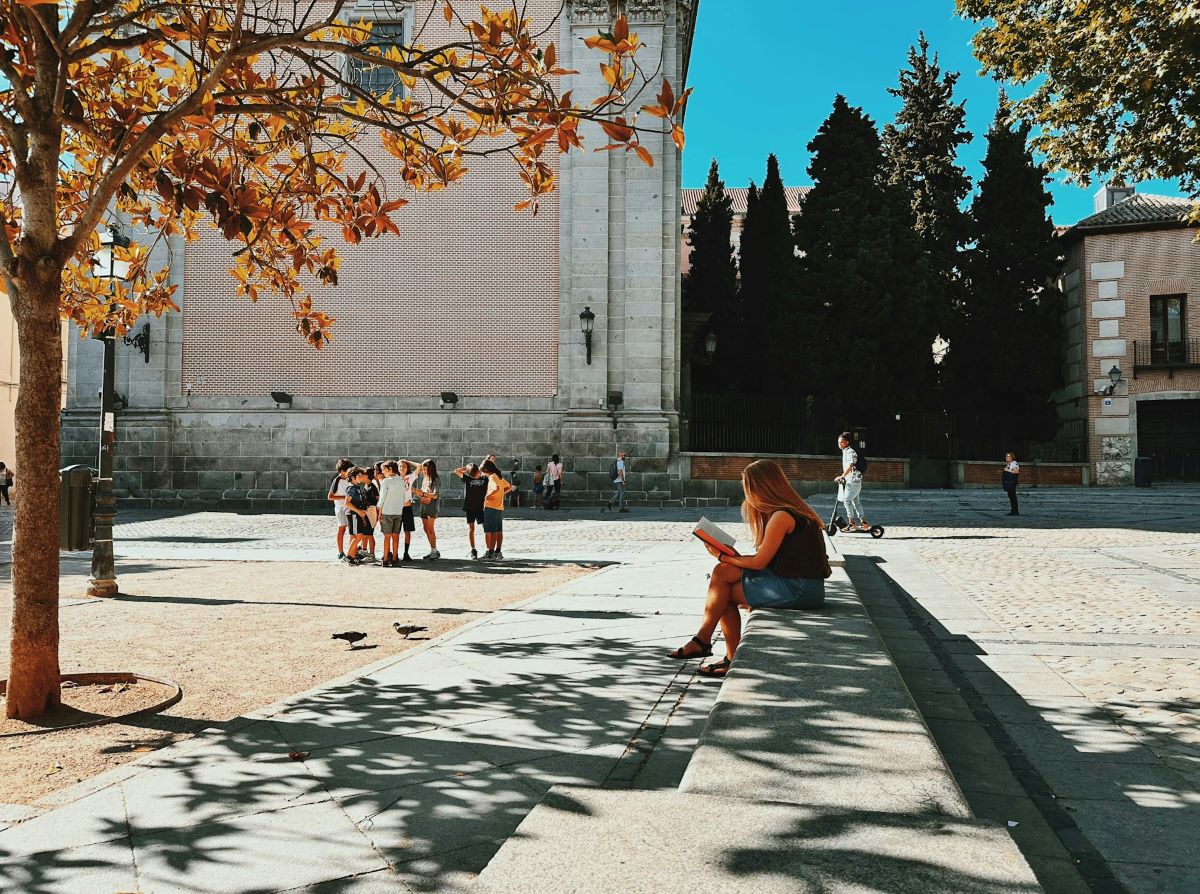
[1137,398,1200,481]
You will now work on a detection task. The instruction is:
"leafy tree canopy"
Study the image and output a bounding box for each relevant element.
[0,0,687,720]
[958,0,1200,196]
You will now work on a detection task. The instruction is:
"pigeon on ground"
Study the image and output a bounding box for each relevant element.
[393,623,428,639]
[331,631,368,648]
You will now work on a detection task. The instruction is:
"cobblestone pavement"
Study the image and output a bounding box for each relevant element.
[833,486,1200,892]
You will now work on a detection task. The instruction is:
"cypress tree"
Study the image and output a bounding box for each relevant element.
[683,160,740,391]
[738,154,795,390]
[882,34,972,332]
[683,159,738,314]
[792,95,933,429]
[950,100,1064,442]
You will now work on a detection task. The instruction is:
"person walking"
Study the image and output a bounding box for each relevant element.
[416,460,441,560]
[0,462,11,506]
[481,458,513,560]
[606,450,629,512]
[835,432,869,531]
[1002,452,1020,516]
[454,463,489,559]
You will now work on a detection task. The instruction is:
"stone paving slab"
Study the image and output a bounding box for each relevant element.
[0,538,721,893]
[474,787,1041,894]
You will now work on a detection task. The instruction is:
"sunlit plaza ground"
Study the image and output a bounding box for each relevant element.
[0,488,1197,891]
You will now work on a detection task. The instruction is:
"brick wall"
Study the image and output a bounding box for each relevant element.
[689,454,905,483]
[1077,226,1200,483]
[181,0,562,399]
[960,461,1086,487]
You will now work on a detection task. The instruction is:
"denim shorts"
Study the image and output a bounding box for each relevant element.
[483,507,504,533]
[742,567,824,610]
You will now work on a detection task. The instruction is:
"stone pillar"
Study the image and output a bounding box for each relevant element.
[558,0,695,501]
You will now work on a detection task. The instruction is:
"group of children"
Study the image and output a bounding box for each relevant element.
[327,456,514,565]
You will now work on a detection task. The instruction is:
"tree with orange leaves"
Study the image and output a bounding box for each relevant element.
[1,0,689,719]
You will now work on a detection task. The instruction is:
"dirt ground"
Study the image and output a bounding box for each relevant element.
[0,557,592,805]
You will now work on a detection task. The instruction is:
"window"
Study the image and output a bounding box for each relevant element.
[1150,294,1186,363]
[345,18,407,97]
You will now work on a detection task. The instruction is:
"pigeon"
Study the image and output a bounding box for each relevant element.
[331,631,368,648]
[393,623,428,639]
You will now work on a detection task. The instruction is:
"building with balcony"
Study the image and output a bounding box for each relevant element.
[1056,185,1200,484]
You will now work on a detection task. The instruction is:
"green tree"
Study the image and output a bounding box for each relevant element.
[683,160,739,390]
[882,33,972,329]
[683,160,737,314]
[738,154,795,389]
[949,102,1064,441]
[792,96,933,428]
[958,0,1200,198]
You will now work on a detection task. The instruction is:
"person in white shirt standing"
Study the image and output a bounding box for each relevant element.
[834,432,869,531]
[326,458,354,560]
[607,450,629,513]
[1002,452,1020,516]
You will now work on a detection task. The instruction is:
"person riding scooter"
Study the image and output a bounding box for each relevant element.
[834,432,870,532]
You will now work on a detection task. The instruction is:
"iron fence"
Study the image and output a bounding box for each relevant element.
[1133,338,1199,369]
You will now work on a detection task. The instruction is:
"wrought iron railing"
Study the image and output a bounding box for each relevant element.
[1133,338,1198,369]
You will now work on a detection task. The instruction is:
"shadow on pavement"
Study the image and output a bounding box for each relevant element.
[845,554,1200,894]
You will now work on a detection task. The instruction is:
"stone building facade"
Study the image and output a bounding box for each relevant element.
[61,0,700,510]
[1055,186,1200,484]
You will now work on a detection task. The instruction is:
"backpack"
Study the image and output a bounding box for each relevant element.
[609,460,620,480]
[855,453,869,476]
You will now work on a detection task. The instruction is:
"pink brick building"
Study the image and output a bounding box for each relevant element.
[61,1,701,509]
[1055,185,1200,484]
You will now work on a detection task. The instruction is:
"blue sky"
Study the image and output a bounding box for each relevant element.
[681,0,1187,226]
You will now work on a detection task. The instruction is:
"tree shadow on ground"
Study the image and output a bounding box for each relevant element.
[845,554,1200,893]
[0,609,704,893]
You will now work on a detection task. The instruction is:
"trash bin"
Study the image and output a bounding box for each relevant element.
[59,465,95,550]
[1134,456,1152,488]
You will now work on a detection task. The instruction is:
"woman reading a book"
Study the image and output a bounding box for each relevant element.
[669,459,831,677]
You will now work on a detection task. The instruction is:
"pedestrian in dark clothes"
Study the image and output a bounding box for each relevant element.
[1002,452,1020,516]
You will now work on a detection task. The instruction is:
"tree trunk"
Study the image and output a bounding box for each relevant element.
[6,269,64,718]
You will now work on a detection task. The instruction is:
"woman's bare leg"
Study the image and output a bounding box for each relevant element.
[697,563,743,643]
[717,603,742,659]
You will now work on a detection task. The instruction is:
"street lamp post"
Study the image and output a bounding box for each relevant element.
[88,227,131,598]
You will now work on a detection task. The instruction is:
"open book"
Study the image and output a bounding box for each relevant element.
[693,517,739,556]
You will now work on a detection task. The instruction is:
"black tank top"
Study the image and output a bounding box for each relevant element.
[770,510,831,579]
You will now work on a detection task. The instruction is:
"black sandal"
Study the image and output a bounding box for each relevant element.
[698,656,732,678]
[668,636,712,660]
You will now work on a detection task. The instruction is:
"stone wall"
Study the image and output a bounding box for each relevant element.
[62,406,675,511]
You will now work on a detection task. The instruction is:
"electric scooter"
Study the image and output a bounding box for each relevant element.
[826,489,885,539]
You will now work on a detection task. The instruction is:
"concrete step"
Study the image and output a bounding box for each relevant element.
[475,787,1041,894]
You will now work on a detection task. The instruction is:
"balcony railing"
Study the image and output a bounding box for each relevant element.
[1133,338,1199,371]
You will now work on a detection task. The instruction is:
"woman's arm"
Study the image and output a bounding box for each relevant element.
[719,511,795,571]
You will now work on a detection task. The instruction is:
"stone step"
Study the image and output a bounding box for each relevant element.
[475,787,1041,894]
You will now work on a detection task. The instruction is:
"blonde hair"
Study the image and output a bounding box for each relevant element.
[740,460,822,546]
